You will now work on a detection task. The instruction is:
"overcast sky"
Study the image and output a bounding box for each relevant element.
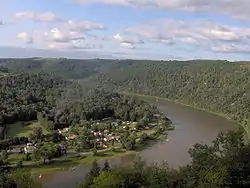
[1,0,250,60]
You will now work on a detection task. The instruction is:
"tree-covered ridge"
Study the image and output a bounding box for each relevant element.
[50,89,161,126]
[0,66,8,73]
[0,58,114,79]
[0,71,164,139]
[0,72,69,125]
[91,60,250,131]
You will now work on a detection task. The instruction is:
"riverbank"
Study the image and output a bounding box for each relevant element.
[29,128,168,175]
[120,91,250,142]
[120,91,242,126]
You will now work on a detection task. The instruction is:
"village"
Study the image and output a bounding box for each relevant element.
[2,114,172,173]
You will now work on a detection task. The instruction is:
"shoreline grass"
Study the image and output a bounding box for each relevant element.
[29,149,137,174]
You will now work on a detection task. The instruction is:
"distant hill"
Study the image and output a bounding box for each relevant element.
[0,58,114,79]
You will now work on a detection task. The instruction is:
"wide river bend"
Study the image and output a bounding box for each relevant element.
[43,98,238,188]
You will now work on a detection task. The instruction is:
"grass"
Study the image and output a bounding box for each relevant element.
[7,121,49,137]
[28,149,136,174]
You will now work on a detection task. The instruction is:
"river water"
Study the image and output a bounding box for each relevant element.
[43,98,238,188]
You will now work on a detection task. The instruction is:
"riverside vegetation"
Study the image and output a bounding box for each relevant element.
[1,58,250,187]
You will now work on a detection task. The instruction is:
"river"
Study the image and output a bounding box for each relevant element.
[43,98,238,188]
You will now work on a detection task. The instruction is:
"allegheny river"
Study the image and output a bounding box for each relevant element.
[44,97,238,188]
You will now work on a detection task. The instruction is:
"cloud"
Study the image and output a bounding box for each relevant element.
[179,37,199,44]
[120,42,136,49]
[113,33,144,48]
[48,39,100,50]
[43,19,104,42]
[212,44,250,53]
[15,12,60,22]
[67,20,104,31]
[74,0,250,21]
[125,19,250,47]
[17,32,33,44]
[44,28,85,43]
[0,21,4,25]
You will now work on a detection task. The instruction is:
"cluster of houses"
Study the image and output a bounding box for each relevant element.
[54,119,159,150]
[91,130,121,148]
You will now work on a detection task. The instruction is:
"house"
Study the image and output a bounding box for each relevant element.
[148,123,157,128]
[58,144,66,154]
[104,130,109,133]
[63,128,69,132]
[7,148,22,154]
[24,144,36,154]
[98,132,103,136]
[115,136,121,141]
[66,135,78,140]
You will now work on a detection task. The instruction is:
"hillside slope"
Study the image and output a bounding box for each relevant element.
[90,60,250,132]
[0,58,114,79]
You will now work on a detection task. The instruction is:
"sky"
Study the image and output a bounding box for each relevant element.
[1,0,250,60]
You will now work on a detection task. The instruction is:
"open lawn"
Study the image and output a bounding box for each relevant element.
[7,121,49,137]
[27,149,135,174]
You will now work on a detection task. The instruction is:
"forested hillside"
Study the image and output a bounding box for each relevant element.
[0,71,162,140]
[0,58,114,79]
[90,60,250,131]
[0,72,70,125]
[2,58,250,132]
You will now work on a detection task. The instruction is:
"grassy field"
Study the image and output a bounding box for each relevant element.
[7,121,49,137]
[28,149,136,174]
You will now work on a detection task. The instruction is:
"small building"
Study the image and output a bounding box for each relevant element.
[66,135,78,140]
[104,130,109,133]
[24,144,36,154]
[58,144,66,154]
[63,128,69,132]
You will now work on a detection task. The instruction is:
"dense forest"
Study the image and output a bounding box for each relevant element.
[0,58,114,79]
[0,71,162,142]
[89,60,250,133]
[0,72,69,125]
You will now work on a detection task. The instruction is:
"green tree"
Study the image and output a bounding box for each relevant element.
[0,150,8,165]
[0,169,41,188]
[39,142,58,164]
[102,160,110,172]
[83,160,100,188]
[93,171,121,188]
[29,127,43,143]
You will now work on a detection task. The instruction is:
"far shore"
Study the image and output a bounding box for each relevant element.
[119,91,241,126]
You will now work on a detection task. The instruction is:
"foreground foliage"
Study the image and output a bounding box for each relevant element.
[78,130,250,188]
[0,169,41,188]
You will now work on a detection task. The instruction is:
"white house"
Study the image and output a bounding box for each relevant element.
[24,144,36,154]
